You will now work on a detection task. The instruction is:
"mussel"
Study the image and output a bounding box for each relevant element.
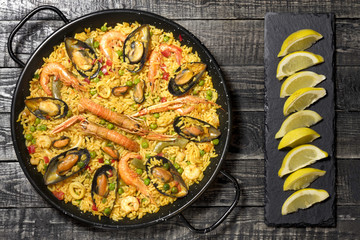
[112,86,129,96]
[51,136,70,149]
[173,116,221,142]
[123,25,150,73]
[25,97,69,120]
[65,37,100,79]
[145,156,188,198]
[133,80,145,103]
[168,62,207,96]
[91,165,118,216]
[44,148,90,185]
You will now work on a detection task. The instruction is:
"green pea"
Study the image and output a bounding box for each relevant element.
[136,168,143,175]
[101,24,108,32]
[134,78,140,84]
[141,198,147,203]
[212,139,219,145]
[31,138,36,144]
[141,141,149,149]
[76,200,81,205]
[35,118,41,126]
[198,80,205,86]
[206,90,213,96]
[37,124,47,131]
[200,149,205,157]
[163,36,169,42]
[108,183,115,191]
[102,198,107,203]
[118,69,125,75]
[66,109,73,118]
[30,126,36,132]
[104,159,111,165]
[177,168,184,174]
[145,153,151,159]
[25,134,33,141]
[34,73,40,79]
[107,142,114,147]
[171,186,178,194]
[170,156,176,161]
[192,89,199,95]
[92,77,100,83]
[104,207,111,215]
[77,161,85,168]
[126,81,133,87]
[100,119,106,125]
[163,183,170,191]
[107,123,114,130]
[93,41,100,48]
[90,89,97,96]
[206,95,212,100]
[174,162,180,169]
[150,123,157,130]
[118,187,124,195]
[132,72,137,76]
[153,113,160,119]
[143,178,150,186]
[163,163,170,170]
[116,50,123,57]
[99,70,104,76]
[90,151,97,159]
[186,161,191,165]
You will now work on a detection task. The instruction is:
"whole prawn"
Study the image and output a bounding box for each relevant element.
[51,116,140,152]
[40,62,86,96]
[99,31,127,61]
[118,152,155,204]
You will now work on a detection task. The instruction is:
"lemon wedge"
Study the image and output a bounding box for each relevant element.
[278,127,320,150]
[283,87,326,116]
[275,110,322,139]
[283,168,326,191]
[278,29,323,57]
[276,51,324,80]
[281,188,329,215]
[280,71,326,98]
[278,144,328,177]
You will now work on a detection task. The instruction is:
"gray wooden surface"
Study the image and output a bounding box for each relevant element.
[1,1,360,239]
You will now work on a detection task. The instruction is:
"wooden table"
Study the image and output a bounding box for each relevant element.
[1,1,360,239]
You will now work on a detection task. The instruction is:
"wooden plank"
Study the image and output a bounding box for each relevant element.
[3,20,360,67]
[2,66,360,113]
[0,206,359,239]
[2,158,360,208]
[2,0,360,21]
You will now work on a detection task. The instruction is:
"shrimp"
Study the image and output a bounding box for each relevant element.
[79,98,176,141]
[99,31,127,61]
[121,196,139,213]
[183,165,201,180]
[147,44,183,91]
[40,62,86,96]
[118,153,155,203]
[51,115,140,152]
[132,95,220,117]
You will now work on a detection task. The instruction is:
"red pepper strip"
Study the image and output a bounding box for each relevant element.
[162,72,169,80]
[157,153,164,157]
[108,169,113,177]
[98,59,103,64]
[53,191,64,200]
[160,97,167,103]
[27,145,36,154]
[111,159,116,163]
[84,78,90,84]
[44,156,50,164]
[179,34,183,41]
[161,49,171,58]
[100,66,109,75]
[106,59,112,66]
[92,204,98,211]
[98,158,104,163]
[85,166,91,171]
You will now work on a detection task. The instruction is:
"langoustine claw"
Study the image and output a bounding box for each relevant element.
[40,62,86,96]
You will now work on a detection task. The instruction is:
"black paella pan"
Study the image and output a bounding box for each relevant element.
[8,5,239,232]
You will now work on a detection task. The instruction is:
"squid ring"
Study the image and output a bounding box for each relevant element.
[69,182,86,199]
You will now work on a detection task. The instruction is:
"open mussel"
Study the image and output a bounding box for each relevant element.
[65,37,100,79]
[133,80,145,103]
[173,116,221,142]
[123,25,150,73]
[25,97,68,120]
[145,156,188,198]
[91,165,118,216]
[44,148,90,185]
[168,62,207,96]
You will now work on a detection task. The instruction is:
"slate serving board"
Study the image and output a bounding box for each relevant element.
[264,13,335,226]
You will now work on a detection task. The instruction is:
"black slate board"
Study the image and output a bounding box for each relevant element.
[264,13,335,227]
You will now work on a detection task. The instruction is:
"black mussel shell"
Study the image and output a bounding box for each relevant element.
[25,97,69,120]
[123,25,150,73]
[91,165,118,215]
[168,62,207,96]
[44,148,90,185]
[173,116,221,142]
[51,136,70,149]
[65,37,100,79]
[112,86,130,96]
[133,80,145,103]
[145,156,188,198]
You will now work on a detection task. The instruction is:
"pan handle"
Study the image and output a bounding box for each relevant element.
[7,5,69,67]
[178,170,240,234]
